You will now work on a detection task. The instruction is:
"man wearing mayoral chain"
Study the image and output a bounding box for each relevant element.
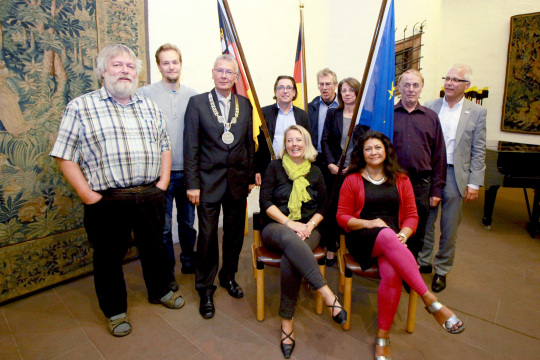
[184,54,255,319]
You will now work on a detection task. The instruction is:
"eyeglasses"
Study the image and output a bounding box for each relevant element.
[276,86,295,92]
[442,77,469,84]
[213,68,237,78]
[318,82,335,88]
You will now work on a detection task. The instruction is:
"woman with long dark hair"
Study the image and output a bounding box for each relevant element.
[337,130,465,359]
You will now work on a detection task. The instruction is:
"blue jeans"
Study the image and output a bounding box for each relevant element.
[164,171,197,278]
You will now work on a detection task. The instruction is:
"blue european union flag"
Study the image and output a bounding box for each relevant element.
[357,0,395,141]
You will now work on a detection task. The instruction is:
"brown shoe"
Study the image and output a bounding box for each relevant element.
[108,315,131,337]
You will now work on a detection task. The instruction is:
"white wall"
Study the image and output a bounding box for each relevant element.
[435,0,540,145]
[146,0,540,145]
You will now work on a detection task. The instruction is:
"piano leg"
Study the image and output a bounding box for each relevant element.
[526,187,540,238]
[482,185,500,230]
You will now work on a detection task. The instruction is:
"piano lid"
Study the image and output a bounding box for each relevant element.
[486,140,540,153]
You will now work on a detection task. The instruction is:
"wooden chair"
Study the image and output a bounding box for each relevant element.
[251,212,326,321]
[337,234,417,332]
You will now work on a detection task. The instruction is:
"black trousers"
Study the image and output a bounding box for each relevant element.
[195,187,247,291]
[408,177,431,260]
[315,153,340,252]
[84,186,170,318]
[261,223,326,319]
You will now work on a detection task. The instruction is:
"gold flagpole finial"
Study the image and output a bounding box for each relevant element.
[298,0,304,9]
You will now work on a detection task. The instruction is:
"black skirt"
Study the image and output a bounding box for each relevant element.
[345,177,400,270]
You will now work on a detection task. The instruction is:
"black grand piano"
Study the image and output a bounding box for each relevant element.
[483,140,540,237]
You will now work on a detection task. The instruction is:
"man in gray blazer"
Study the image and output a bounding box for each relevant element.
[419,64,487,292]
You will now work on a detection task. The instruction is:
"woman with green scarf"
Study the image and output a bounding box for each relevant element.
[259,125,347,359]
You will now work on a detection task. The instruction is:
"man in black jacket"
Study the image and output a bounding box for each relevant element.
[308,68,339,265]
[184,54,255,319]
[255,75,310,184]
[308,68,339,170]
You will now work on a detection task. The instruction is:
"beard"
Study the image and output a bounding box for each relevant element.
[103,73,138,100]
[163,72,179,83]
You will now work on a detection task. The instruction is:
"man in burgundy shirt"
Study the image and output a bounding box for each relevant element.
[393,69,447,264]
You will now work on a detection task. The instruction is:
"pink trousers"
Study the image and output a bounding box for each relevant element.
[371,228,428,331]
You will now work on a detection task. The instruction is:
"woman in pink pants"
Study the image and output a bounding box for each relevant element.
[337,130,465,360]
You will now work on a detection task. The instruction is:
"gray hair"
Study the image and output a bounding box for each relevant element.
[316,68,338,84]
[277,125,318,162]
[213,54,239,74]
[95,44,142,78]
[397,69,424,85]
[448,63,472,82]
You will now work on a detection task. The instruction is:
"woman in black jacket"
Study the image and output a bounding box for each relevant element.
[320,77,365,264]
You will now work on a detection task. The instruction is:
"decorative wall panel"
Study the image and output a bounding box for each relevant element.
[501,12,540,134]
[0,0,147,303]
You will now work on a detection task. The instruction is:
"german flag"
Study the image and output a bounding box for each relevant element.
[218,0,262,150]
[292,9,307,110]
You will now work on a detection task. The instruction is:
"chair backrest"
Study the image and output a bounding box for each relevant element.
[253,212,262,248]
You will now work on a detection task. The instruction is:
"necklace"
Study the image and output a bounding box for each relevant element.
[208,93,240,144]
[366,171,386,185]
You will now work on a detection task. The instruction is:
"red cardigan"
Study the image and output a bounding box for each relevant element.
[336,172,419,233]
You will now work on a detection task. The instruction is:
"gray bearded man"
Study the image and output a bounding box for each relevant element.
[50,44,184,337]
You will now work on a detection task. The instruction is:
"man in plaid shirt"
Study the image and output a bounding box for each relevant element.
[50,44,184,337]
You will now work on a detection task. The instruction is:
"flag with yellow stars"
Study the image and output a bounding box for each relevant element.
[357,0,395,141]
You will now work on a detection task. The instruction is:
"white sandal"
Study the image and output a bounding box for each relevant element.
[375,337,392,360]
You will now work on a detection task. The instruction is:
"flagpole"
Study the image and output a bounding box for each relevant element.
[299,1,308,111]
[329,0,390,202]
[221,0,275,160]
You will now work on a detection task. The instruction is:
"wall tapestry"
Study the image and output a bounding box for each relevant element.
[0,0,148,303]
[501,11,540,134]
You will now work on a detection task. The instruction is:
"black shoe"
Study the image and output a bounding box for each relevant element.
[432,274,447,293]
[198,287,216,319]
[181,262,194,274]
[328,295,347,325]
[169,280,179,292]
[280,326,295,359]
[419,264,433,274]
[326,257,336,267]
[219,278,244,298]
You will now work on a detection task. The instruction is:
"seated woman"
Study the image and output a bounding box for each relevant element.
[260,124,347,359]
[336,130,465,360]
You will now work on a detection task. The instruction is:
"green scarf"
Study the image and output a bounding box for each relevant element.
[282,154,311,220]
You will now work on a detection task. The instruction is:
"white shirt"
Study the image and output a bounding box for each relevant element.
[216,91,232,120]
[439,96,464,165]
[272,103,296,155]
[438,96,478,190]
